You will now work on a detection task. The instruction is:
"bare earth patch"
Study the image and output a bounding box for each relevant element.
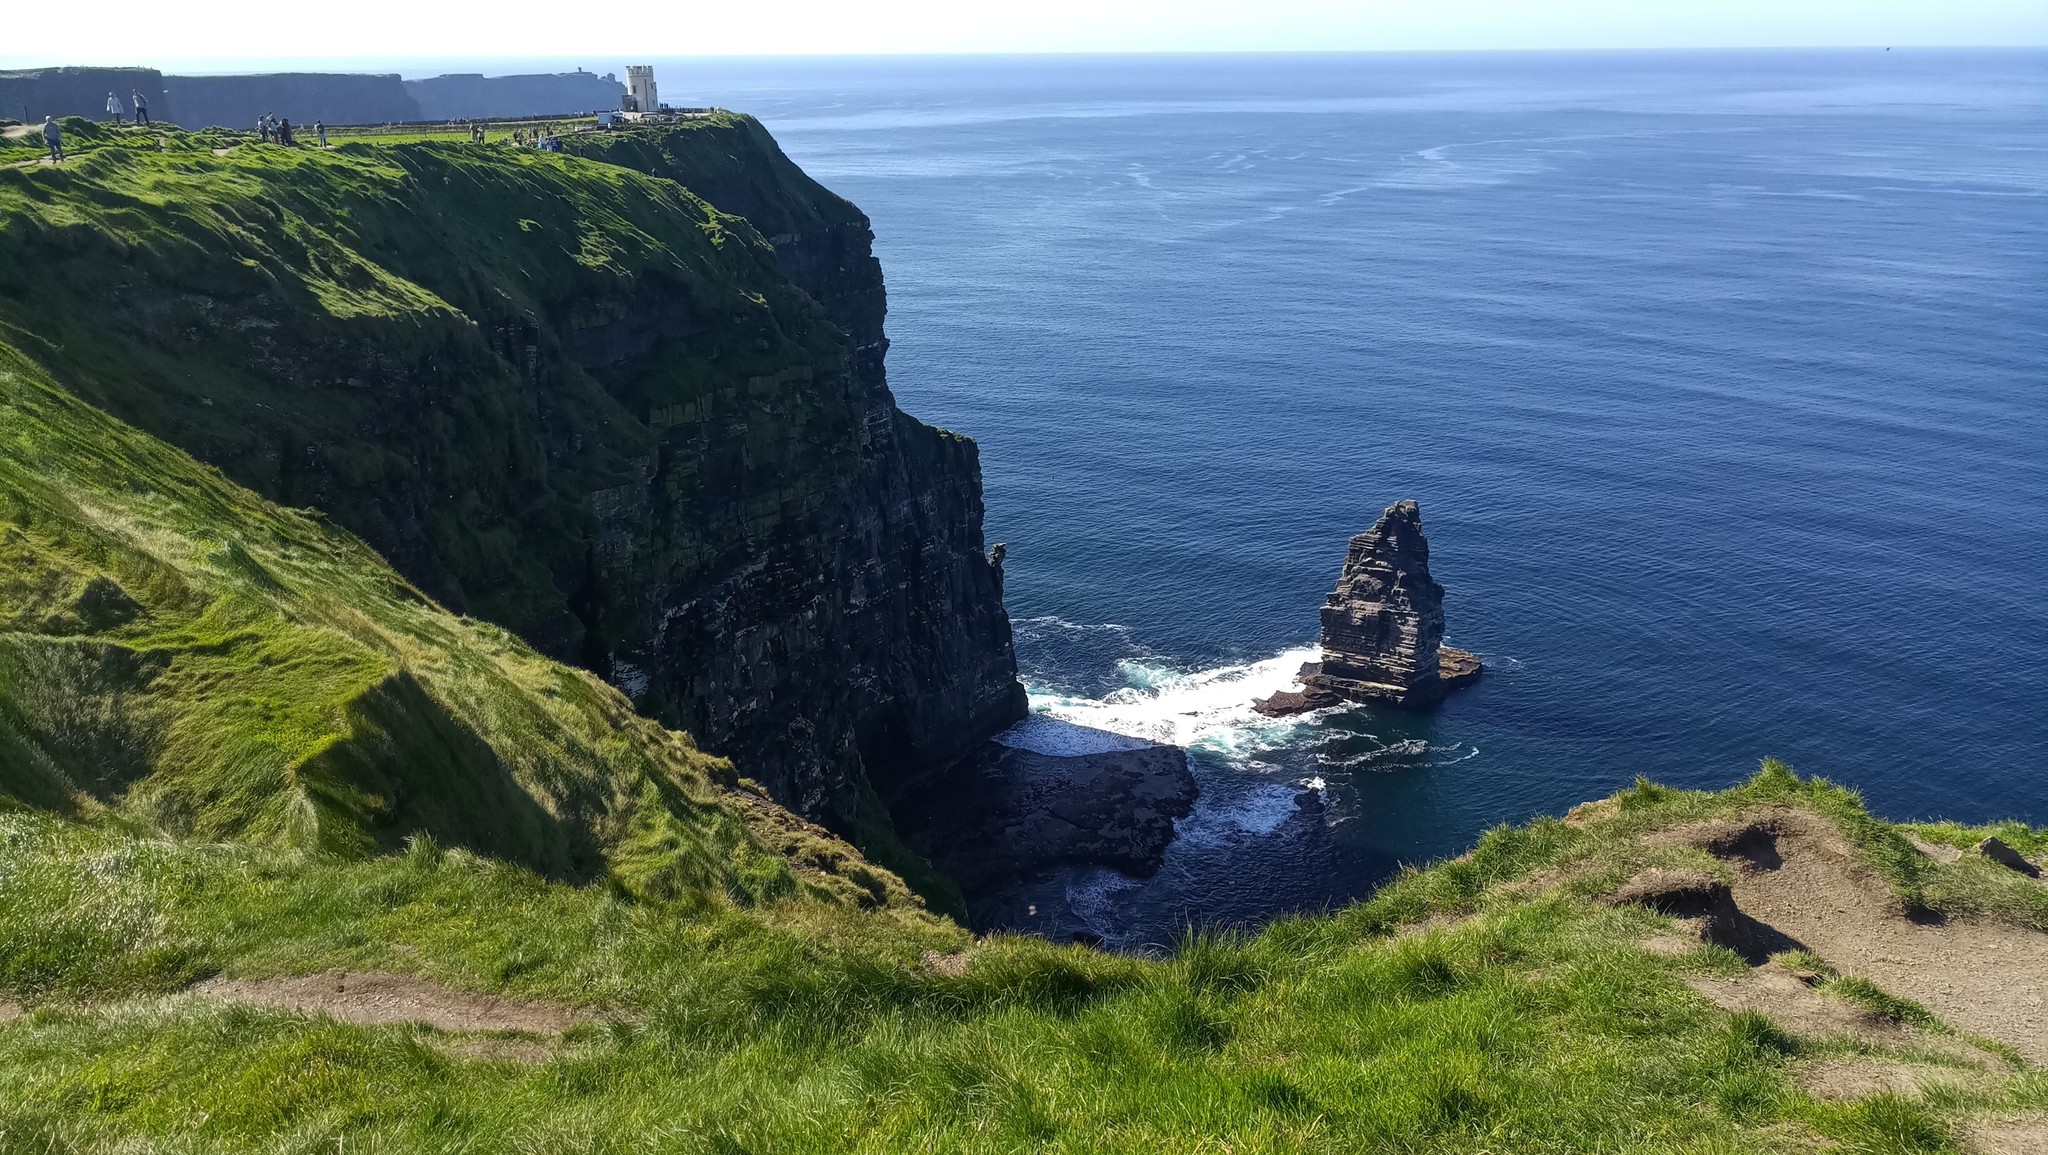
[1795,1058,1980,1102]
[0,1001,21,1025]
[1663,806,2048,1065]
[919,950,971,978]
[1686,962,1916,1048]
[192,970,594,1034]
[1967,1114,2048,1155]
[1904,833,1965,864]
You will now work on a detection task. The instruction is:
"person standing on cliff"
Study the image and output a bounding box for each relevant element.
[278,118,295,146]
[131,89,150,125]
[314,120,327,147]
[105,92,125,123]
[42,117,63,162]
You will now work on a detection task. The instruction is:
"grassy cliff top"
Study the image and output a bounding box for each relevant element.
[4,749,2044,1151]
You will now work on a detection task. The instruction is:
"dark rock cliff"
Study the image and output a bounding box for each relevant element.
[408,72,626,121]
[0,116,1024,883]
[560,121,1029,808]
[1256,500,1481,714]
[0,68,169,124]
[163,73,421,129]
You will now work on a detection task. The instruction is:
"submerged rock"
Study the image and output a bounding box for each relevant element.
[1256,500,1481,715]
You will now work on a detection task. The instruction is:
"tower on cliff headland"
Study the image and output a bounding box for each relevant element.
[624,66,659,114]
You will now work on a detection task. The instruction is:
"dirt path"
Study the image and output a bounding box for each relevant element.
[1669,807,2048,1064]
[1968,1114,2048,1155]
[192,970,594,1034]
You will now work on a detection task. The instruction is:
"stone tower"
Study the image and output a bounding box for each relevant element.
[625,66,658,114]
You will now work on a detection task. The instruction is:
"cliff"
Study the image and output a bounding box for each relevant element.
[161,72,421,129]
[0,67,169,124]
[3,66,626,129]
[0,116,1023,887]
[0,341,924,917]
[408,71,626,120]
[559,119,1030,807]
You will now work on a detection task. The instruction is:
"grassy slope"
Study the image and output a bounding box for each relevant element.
[0,118,851,654]
[4,760,2043,1153]
[0,339,930,927]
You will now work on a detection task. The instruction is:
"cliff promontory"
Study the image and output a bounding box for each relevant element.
[0,116,1024,886]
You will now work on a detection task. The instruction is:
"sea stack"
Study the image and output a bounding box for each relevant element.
[1256,500,1482,714]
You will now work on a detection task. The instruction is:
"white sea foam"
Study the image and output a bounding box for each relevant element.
[993,714,1159,757]
[1174,780,1304,847]
[1023,645,1323,754]
[1313,740,1481,770]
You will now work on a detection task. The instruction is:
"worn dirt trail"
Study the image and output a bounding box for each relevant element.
[193,970,594,1035]
[1669,807,2048,1065]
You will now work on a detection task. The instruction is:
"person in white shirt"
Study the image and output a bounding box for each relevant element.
[131,89,150,125]
[105,92,125,123]
[42,116,63,161]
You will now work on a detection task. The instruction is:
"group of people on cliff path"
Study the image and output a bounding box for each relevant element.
[35,89,149,163]
[254,115,329,147]
[38,105,331,163]
[101,89,151,124]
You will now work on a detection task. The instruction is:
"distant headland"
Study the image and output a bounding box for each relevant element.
[0,64,632,130]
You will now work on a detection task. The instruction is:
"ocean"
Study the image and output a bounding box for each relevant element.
[690,51,2045,945]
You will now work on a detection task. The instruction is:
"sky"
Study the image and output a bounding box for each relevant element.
[4,0,2043,71]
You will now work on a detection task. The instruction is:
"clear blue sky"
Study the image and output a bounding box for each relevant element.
[4,0,2042,70]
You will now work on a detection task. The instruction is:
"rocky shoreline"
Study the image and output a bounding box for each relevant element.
[894,723,1197,908]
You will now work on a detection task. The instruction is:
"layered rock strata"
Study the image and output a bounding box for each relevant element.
[1256,500,1481,715]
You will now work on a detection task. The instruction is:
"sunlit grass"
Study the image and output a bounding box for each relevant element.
[4,764,2045,1151]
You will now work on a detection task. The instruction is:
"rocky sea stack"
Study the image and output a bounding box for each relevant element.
[1256,500,1482,715]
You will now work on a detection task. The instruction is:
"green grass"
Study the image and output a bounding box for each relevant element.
[0,338,924,923]
[0,115,854,661]
[4,759,2045,1151]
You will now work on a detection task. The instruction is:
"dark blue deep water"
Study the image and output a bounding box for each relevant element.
[687,51,2046,945]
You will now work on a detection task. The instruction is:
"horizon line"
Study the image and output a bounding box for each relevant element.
[8,43,2048,73]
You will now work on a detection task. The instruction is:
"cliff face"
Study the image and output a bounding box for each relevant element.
[0,117,1023,868]
[408,72,626,120]
[561,122,1028,807]
[163,73,421,129]
[0,341,927,917]
[0,68,168,124]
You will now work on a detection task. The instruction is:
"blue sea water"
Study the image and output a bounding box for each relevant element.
[697,51,2048,945]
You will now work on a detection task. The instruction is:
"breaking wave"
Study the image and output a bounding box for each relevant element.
[1019,646,1323,755]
